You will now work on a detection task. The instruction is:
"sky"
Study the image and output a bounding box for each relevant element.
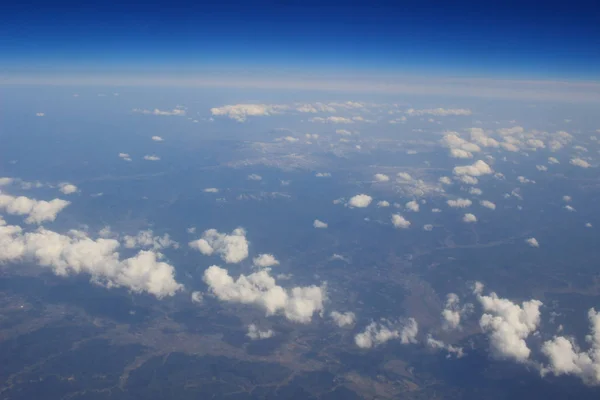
[2,0,600,82]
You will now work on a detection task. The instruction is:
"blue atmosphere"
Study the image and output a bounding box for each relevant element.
[2,0,600,80]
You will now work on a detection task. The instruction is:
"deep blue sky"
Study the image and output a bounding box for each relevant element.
[1,0,599,80]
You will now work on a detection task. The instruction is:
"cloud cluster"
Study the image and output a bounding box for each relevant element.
[355,318,418,349]
[310,116,354,124]
[441,132,481,159]
[480,200,496,210]
[0,193,70,224]
[405,200,420,212]
[442,293,472,330]
[123,230,179,250]
[570,158,591,168]
[391,214,411,229]
[58,183,78,195]
[253,253,279,268]
[0,218,182,298]
[426,335,465,358]
[210,104,287,121]
[477,287,543,363]
[406,108,472,117]
[330,311,356,327]
[313,219,328,229]
[541,308,600,384]
[447,198,472,208]
[133,108,186,116]
[463,213,477,223]
[203,265,325,323]
[453,160,493,178]
[189,228,249,264]
[348,194,373,208]
[246,324,275,340]
[374,173,390,182]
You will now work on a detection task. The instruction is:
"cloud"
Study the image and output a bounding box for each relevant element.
[453,160,493,178]
[468,128,500,148]
[253,253,279,268]
[58,183,78,195]
[439,176,452,185]
[450,149,473,159]
[296,102,336,113]
[463,213,477,223]
[477,287,542,363]
[330,311,356,327]
[526,237,540,248]
[0,193,70,224]
[517,176,535,184]
[541,308,600,385]
[457,175,479,185]
[392,214,411,229]
[313,219,328,229]
[36,112,45,117]
[143,155,160,161]
[119,153,132,162]
[0,177,14,186]
[441,132,481,159]
[480,200,496,210]
[469,187,483,196]
[570,158,591,168]
[442,293,472,331]
[406,108,471,117]
[374,173,390,182]
[0,220,182,298]
[426,335,465,358]
[377,200,390,207]
[355,318,418,349]
[246,324,275,340]
[536,165,548,171]
[348,194,373,208]
[527,139,545,149]
[447,198,472,208]
[151,135,164,141]
[397,172,412,181]
[204,188,219,193]
[248,174,262,181]
[565,205,576,212]
[497,126,524,136]
[189,228,249,264]
[310,116,354,124]
[123,230,178,250]
[191,291,203,304]
[548,157,560,164]
[405,200,420,212]
[315,172,331,178]
[133,108,186,116]
[203,265,325,323]
[335,129,352,135]
[210,104,287,121]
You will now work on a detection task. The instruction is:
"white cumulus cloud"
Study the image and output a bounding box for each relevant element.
[58,183,78,195]
[189,228,249,264]
[0,193,70,224]
[313,219,328,229]
[203,265,325,323]
[330,311,356,327]
[253,253,279,268]
[392,214,411,229]
[348,194,373,208]
[355,318,418,349]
